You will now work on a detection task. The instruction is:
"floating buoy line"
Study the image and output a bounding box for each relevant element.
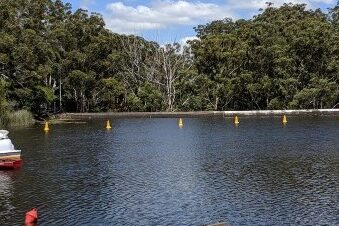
[178,118,184,128]
[283,114,288,124]
[234,115,240,125]
[43,121,49,132]
[106,120,112,129]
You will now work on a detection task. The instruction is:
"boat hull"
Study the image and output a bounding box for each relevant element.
[0,159,22,169]
[0,154,21,161]
[0,131,22,170]
[0,150,21,158]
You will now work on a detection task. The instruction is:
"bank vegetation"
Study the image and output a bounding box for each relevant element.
[0,0,338,125]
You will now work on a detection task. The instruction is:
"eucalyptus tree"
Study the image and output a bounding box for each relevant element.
[120,36,190,111]
[190,3,339,110]
[1,0,338,115]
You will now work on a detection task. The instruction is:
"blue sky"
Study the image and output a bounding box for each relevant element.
[64,0,337,44]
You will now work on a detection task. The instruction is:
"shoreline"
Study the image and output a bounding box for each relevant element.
[61,109,339,119]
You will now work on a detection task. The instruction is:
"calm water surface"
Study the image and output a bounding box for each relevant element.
[0,117,338,225]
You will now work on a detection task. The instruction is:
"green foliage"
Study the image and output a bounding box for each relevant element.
[96,78,125,111]
[126,93,142,112]
[138,82,163,111]
[0,80,33,126]
[191,3,339,110]
[32,85,56,114]
[0,79,9,125]
[0,0,338,114]
[7,110,34,126]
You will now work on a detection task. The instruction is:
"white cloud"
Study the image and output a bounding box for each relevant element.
[179,36,198,46]
[104,1,234,34]
[310,0,335,3]
[80,0,96,10]
[103,0,336,34]
[226,0,335,10]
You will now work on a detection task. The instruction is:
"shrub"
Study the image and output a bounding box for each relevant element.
[8,110,34,126]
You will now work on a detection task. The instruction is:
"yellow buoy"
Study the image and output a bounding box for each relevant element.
[106,120,112,129]
[283,114,288,124]
[178,118,184,128]
[44,121,49,132]
[234,115,240,125]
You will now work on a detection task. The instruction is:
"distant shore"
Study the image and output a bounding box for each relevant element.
[61,109,339,119]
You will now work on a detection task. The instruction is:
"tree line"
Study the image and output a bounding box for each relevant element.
[0,0,338,118]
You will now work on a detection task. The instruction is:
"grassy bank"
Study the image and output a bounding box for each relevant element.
[0,110,34,127]
[0,112,9,126]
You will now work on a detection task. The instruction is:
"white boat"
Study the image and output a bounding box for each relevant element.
[0,130,22,169]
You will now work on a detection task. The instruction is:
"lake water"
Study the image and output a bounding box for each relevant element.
[0,116,338,225]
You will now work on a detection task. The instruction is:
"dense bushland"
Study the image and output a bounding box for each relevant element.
[0,0,338,120]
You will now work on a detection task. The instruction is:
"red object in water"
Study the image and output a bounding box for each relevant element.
[0,159,22,170]
[25,208,38,224]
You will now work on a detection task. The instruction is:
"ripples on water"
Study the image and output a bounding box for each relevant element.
[0,117,338,225]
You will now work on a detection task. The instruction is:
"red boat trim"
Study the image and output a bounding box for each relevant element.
[0,159,22,169]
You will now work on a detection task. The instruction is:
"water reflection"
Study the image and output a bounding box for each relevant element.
[1,117,338,225]
[0,172,15,223]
